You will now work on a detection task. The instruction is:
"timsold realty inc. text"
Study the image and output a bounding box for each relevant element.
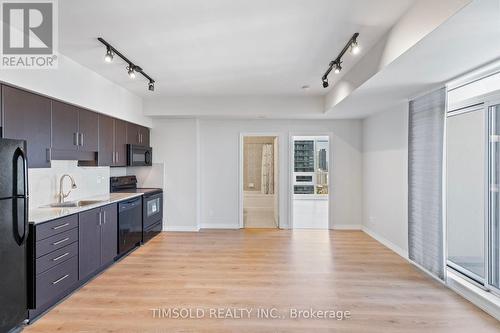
[151,307,352,320]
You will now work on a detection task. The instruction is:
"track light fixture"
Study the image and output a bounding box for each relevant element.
[321,33,360,88]
[351,40,360,55]
[334,61,342,74]
[104,47,114,63]
[98,37,156,92]
[127,64,136,79]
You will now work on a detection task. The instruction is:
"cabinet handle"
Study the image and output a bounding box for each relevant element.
[73,132,79,146]
[80,133,84,146]
[116,151,119,163]
[103,211,106,224]
[46,148,52,162]
[52,222,69,230]
[52,252,69,262]
[52,237,69,246]
[98,211,102,226]
[52,274,69,285]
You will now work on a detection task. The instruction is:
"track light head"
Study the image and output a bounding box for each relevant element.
[350,39,360,55]
[104,47,114,63]
[127,65,136,79]
[148,80,155,91]
[334,62,342,74]
[322,79,329,88]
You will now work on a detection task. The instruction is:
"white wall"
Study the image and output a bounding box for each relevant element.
[149,118,362,230]
[144,95,325,119]
[0,53,151,127]
[151,118,200,231]
[199,119,362,229]
[362,103,409,257]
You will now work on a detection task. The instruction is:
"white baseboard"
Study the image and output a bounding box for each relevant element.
[332,224,362,230]
[163,225,200,232]
[361,226,408,259]
[200,223,240,229]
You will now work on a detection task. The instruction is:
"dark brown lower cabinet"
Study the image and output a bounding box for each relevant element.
[100,204,118,266]
[28,215,79,317]
[79,203,118,281]
[28,201,122,321]
[78,208,101,280]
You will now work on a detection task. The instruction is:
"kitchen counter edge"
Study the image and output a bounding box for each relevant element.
[29,192,144,225]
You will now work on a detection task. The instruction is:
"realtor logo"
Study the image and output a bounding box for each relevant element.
[1,0,58,68]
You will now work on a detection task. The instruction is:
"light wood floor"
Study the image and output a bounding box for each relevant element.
[25,230,500,333]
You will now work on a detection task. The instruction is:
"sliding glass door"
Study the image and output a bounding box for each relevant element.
[447,102,500,293]
[446,107,486,283]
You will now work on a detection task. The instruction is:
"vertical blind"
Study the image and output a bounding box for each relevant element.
[408,87,446,280]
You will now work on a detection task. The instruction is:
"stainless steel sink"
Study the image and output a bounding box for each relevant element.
[47,200,105,208]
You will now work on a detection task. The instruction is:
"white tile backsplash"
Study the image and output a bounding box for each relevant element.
[109,163,164,188]
[29,160,110,208]
[127,163,164,188]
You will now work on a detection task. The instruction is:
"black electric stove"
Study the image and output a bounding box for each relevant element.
[110,176,162,195]
[110,176,163,244]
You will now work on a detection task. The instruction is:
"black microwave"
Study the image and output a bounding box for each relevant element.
[127,144,152,166]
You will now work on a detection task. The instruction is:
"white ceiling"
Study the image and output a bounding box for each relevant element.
[59,0,414,97]
[329,0,500,118]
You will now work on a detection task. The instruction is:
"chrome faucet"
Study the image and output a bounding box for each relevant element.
[58,174,77,203]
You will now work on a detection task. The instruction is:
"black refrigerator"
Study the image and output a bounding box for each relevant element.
[0,138,29,333]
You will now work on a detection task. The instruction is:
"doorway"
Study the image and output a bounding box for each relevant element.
[291,135,330,229]
[241,136,279,228]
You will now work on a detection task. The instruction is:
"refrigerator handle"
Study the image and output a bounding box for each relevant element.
[13,147,28,245]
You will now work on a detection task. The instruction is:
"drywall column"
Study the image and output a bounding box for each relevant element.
[151,118,200,231]
[362,103,409,257]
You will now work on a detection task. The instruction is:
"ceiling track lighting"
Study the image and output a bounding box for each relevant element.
[321,33,360,88]
[98,37,156,92]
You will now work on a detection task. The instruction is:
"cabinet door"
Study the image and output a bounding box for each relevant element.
[52,101,79,151]
[2,86,52,168]
[100,204,117,266]
[98,114,114,166]
[140,126,150,147]
[78,109,98,152]
[114,119,127,167]
[78,208,101,280]
[127,122,140,145]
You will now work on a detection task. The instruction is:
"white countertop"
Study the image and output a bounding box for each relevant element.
[29,192,143,225]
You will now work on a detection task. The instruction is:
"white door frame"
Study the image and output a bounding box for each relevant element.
[239,132,281,229]
[289,132,334,229]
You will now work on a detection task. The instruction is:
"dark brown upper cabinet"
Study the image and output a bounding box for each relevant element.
[52,101,78,151]
[114,119,127,167]
[98,115,127,167]
[1,85,52,168]
[127,122,150,147]
[98,114,114,166]
[52,101,98,156]
[78,109,99,152]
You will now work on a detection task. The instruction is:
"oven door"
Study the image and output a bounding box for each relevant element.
[143,192,163,230]
[127,145,152,166]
